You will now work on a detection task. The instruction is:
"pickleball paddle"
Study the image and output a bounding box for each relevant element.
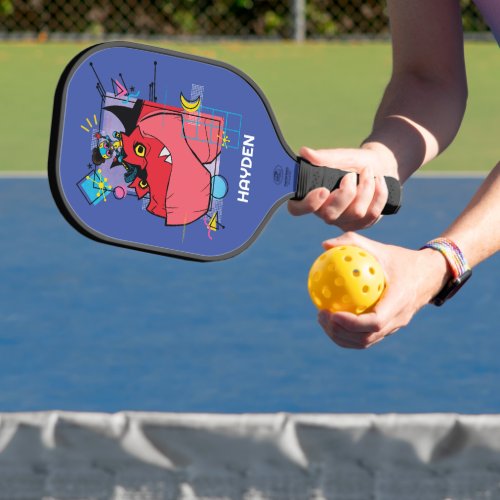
[49,41,401,261]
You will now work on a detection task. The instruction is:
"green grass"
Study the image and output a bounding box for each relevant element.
[0,40,497,172]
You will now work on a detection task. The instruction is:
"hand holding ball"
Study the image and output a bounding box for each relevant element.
[308,245,385,314]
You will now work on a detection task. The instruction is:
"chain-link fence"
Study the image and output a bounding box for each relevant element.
[0,0,491,40]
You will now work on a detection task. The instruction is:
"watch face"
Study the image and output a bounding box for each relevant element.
[432,269,472,306]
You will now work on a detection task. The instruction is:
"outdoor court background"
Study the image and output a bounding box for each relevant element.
[0,41,498,414]
[0,175,499,414]
[0,41,498,173]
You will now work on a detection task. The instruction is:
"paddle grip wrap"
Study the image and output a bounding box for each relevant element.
[293,158,402,215]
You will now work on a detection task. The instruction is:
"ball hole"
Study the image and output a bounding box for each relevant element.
[334,277,344,287]
[344,256,352,262]
[342,295,351,304]
[359,252,367,257]
[322,286,332,299]
[356,306,366,314]
[369,267,376,275]
[378,284,382,291]
[352,269,360,277]
[362,285,369,293]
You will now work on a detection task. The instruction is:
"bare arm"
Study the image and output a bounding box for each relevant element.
[289,0,469,229]
[364,0,468,181]
[442,163,500,267]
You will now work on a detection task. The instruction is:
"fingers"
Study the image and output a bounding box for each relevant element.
[348,164,376,219]
[367,175,389,221]
[314,233,424,349]
[314,172,358,223]
[322,231,377,253]
[316,275,410,349]
[318,305,399,349]
[327,168,386,231]
[288,187,330,216]
[288,147,390,230]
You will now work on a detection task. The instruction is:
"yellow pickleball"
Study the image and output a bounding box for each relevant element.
[308,245,385,314]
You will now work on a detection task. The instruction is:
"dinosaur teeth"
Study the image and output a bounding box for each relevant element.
[159,147,172,164]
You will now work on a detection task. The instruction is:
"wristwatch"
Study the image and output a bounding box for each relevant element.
[421,238,472,306]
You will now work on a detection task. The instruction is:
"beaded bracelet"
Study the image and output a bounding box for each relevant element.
[421,237,472,306]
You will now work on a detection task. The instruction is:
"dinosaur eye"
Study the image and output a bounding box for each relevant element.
[134,143,146,157]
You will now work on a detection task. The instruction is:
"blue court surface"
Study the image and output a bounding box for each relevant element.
[0,176,498,413]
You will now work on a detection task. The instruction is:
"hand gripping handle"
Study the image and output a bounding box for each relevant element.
[292,158,402,215]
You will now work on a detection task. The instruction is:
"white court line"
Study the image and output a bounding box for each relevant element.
[414,170,487,178]
[0,171,48,178]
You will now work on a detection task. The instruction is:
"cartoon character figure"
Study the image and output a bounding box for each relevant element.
[105,99,224,226]
[92,131,124,167]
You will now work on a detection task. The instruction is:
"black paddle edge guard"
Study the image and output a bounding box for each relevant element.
[292,158,402,215]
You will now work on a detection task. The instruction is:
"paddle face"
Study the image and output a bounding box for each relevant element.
[49,41,298,261]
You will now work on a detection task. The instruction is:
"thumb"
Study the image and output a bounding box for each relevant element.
[322,231,369,250]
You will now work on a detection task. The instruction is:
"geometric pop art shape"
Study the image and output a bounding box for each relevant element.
[211,175,228,199]
[77,168,113,205]
[207,212,219,231]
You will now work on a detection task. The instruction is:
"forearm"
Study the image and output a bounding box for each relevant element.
[417,163,500,304]
[441,162,500,267]
[363,73,467,182]
[361,0,467,183]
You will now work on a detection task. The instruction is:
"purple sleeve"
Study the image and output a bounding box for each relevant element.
[473,0,500,45]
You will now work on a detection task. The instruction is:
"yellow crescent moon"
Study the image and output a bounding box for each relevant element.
[180,93,201,113]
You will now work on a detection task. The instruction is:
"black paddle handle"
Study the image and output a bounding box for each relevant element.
[293,158,402,215]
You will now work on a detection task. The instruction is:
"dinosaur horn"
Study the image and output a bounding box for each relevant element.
[103,99,143,135]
